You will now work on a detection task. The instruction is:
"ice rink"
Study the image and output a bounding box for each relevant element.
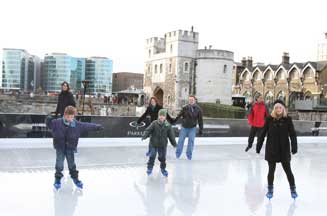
[0,137,326,216]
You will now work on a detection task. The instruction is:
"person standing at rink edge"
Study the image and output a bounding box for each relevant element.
[245,94,269,152]
[256,100,298,199]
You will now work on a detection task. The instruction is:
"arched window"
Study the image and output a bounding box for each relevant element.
[264,70,273,81]
[167,95,171,105]
[223,65,227,73]
[289,68,299,80]
[170,45,173,53]
[184,62,189,72]
[303,67,314,79]
[160,64,163,73]
[154,65,158,74]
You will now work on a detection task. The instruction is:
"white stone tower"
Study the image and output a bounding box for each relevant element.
[144,29,199,113]
[195,49,234,104]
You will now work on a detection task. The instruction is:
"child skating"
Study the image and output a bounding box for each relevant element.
[142,109,177,177]
[46,106,104,190]
[256,100,298,199]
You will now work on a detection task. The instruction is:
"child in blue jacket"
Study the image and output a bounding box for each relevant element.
[46,106,103,190]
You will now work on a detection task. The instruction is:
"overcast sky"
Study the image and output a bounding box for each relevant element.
[0,0,326,73]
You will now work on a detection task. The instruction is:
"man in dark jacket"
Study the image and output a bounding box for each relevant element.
[142,109,177,177]
[46,106,103,190]
[174,95,203,160]
[55,81,76,117]
[245,94,269,152]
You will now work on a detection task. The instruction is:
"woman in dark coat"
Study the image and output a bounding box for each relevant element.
[256,100,298,199]
[137,97,173,156]
[137,97,173,124]
[55,82,76,117]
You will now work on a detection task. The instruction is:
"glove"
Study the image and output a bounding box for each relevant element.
[291,149,297,155]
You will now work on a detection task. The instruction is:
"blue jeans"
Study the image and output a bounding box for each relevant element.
[55,148,78,179]
[147,146,167,170]
[176,127,197,159]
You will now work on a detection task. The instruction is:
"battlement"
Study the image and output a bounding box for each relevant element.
[146,29,199,47]
[196,49,234,60]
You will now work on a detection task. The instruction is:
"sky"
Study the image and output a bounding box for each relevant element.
[0,0,326,73]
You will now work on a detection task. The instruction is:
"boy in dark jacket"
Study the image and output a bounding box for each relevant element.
[256,100,298,199]
[46,106,103,190]
[137,97,174,157]
[142,109,177,177]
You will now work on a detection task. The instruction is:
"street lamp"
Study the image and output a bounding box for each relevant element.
[81,80,90,116]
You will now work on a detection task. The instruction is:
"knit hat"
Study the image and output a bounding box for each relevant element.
[158,109,167,117]
[273,99,286,107]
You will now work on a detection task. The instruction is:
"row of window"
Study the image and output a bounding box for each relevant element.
[147,62,190,75]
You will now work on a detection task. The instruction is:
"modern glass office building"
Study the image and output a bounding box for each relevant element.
[43,53,85,93]
[2,48,29,91]
[85,57,113,96]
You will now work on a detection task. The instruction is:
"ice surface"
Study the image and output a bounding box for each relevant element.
[0,137,326,216]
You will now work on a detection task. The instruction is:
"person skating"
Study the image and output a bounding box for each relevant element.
[141,109,177,177]
[256,100,298,199]
[55,81,76,117]
[46,106,104,190]
[174,95,203,160]
[137,97,174,156]
[245,94,269,152]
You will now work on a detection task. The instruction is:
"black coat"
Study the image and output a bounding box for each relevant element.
[257,116,298,163]
[175,104,203,131]
[142,120,177,148]
[137,105,173,124]
[55,91,76,116]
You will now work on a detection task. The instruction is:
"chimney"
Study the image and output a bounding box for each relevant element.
[241,57,247,67]
[247,57,253,68]
[282,52,290,64]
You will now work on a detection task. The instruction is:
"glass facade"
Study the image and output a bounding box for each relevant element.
[43,54,85,93]
[85,57,113,96]
[2,49,29,90]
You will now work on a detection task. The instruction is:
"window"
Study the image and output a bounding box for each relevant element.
[148,49,151,58]
[154,65,158,74]
[170,44,173,53]
[147,65,151,76]
[169,64,172,73]
[160,64,163,73]
[184,62,189,72]
[223,65,227,73]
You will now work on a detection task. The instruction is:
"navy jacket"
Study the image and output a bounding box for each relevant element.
[46,116,103,150]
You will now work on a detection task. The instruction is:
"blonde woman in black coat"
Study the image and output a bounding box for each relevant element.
[256,100,298,199]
